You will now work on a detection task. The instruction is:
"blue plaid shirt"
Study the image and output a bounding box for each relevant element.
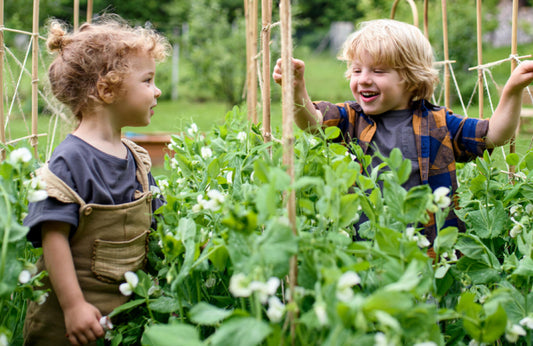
[314,99,491,243]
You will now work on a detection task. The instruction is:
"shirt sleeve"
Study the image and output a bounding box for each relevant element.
[446,111,491,162]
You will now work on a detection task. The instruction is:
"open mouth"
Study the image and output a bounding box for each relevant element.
[360,91,379,102]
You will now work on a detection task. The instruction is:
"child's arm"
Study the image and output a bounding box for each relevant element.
[273,58,323,131]
[487,60,533,147]
[42,221,105,345]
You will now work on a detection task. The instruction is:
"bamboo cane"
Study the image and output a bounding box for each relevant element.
[441,0,450,109]
[87,0,93,23]
[261,0,272,143]
[245,0,258,123]
[280,0,297,343]
[0,0,5,160]
[73,0,79,31]
[423,0,428,39]
[477,0,484,119]
[390,0,419,28]
[510,0,518,163]
[31,0,39,157]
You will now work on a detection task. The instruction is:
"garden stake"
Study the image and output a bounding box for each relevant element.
[87,0,93,23]
[279,0,298,343]
[510,0,518,169]
[261,0,272,144]
[245,0,258,124]
[477,0,484,119]
[441,0,451,109]
[0,0,5,160]
[31,0,39,157]
[73,0,79,31]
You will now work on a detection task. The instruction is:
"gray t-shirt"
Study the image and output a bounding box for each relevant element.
[366,109,421,190]
[24,134,164,247]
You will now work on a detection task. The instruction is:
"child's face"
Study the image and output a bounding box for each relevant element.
[112,53,161,127]
[349,51,412,115]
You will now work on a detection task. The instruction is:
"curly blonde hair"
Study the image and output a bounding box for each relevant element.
[338,19,439,102]
[46,14,171,121]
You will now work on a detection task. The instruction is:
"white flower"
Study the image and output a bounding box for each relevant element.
[313,302,329,326]
[99,316,114,331]
[229,273,252,298]
[27,189,48,203]
[526,204,533,216]
[510,224,523,238]
[520,316,533,329]
[201,146,213,159]
[226,171,233,184]
[414,343,437,346]
[9,147,32,165]
[308,138,319,147]
[207,189,225,204]
[237,131,247,142]
[266,296,285,323]
[119,271,139,296]
[506,323,526,343]
[18,270,32,284]
[336,271,360,302]
[249,277,280,304]
[0,333,7,346]
[433,187,451,209]
[187,123,198,136]
[374,332,389,346]
[205,275,217,288]
[37,292,49,305]
[415,234,431,248]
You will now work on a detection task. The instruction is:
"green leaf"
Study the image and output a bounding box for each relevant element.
[456,234,500,270]
[463,201,506,239]
[512,256,533,278]
[189,302,234,325]
[506,153,520,166]
[149,296,183,314]
[210,317,272,346]
[433,227,458,254]
[142,324,203,346]
[207,158,221,178]
[480,304,507,343]
[324,126,341,140]
[339,194,360,228]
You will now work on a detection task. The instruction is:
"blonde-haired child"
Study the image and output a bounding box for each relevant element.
[23,15,170,345]
[273,19,533,244]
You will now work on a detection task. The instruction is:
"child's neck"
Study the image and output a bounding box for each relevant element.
[73,116,127,159]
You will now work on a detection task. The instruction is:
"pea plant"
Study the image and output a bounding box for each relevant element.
[0,145,48,345]
[99,107,532,346]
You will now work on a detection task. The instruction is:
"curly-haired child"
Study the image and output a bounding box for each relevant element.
[23,15,170,345]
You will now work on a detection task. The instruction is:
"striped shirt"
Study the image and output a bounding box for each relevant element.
[314,99,491,243]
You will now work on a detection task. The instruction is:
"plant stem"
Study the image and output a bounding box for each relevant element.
[0,184,13,281]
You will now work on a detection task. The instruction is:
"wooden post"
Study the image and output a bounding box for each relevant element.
[280,0,297,343]
[510,0,518,161]
[0,0,5,160]
[245,0,258,123]
[390,0,419,28]
[73,0,79,30]
[87,0,93,23]
[423,0,429,39]
[476,0,484,119]
[31,0,39,157]
[441,0,450,109]
[261,0,272,143]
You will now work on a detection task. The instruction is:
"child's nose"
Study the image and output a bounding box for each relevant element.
[154,85,162,98]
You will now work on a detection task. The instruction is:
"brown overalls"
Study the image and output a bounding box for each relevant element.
[24,139,154,346]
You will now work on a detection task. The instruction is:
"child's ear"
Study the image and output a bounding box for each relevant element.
[96,80,116,104]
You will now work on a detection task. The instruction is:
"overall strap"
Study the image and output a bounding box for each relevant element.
[121,138,152,193]
[37,164,86,206]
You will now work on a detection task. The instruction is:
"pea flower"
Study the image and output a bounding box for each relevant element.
[36,292,49,305]
[226,171,233,184]
[187,123,198,136]
[18,270,32,284]
[505,323,526,343]
[0,333,7,346]
[414,343,437,346]
[99,316,113,331]
[207,189,225,204]
[8,147,32,165]
[520,316,533,329]
[374,332,390,346]
[433,187,451,209]
[119,271,139,296]
[201,146,213,159]
[249,277,280,304]
[25,176,48,203]
[229,273,252,298]
[237,131,247,142]
[336,271,361,302]
[266,296,285,323]
[313,301,329,326]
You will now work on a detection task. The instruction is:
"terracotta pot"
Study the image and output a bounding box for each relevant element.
[124,132,172,166]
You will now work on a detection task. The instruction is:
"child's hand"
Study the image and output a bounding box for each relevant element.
[505,60,533,95]
[64,301,105,345]
[272,58,306,87]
